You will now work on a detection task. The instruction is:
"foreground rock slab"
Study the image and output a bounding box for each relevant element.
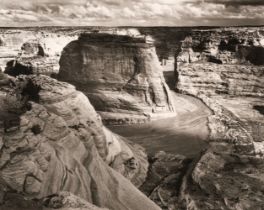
[0,74,160,210]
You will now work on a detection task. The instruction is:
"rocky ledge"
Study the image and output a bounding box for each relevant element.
[0,74,160,210]
[58,33,175,125]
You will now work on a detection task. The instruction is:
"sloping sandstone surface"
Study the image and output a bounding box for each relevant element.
[0,74,160,210]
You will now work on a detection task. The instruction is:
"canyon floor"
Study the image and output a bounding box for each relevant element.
[109,92,211,158]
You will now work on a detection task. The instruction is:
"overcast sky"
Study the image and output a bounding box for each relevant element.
[0,0,264,27]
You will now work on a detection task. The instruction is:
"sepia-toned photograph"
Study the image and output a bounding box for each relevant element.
[0,0,264,209]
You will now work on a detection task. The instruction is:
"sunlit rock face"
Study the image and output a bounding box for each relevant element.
[0,74,159,210]
[58,33,175,125]
[176,28,264,210]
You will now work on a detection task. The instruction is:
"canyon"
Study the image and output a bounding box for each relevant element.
[0,26,263,210]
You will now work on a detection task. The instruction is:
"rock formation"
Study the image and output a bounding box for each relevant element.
[140,151,191,210]
[177,63,264,97]
[176,29,264,141]
[0,29,77,75]
[175,28,264,210]
[58,33,175,125]
[179,95,264,210]
[2,191,110,210]
[0,74,160,210]
[177,29,264,66]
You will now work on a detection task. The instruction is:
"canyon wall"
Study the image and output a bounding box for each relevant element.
[176,28,264,210]
[58,33,175,125]
[176,28,264,143]
[0,29,176,125]
[0,74,159,210]
[0,27,148,76]
[178,63,264,97]
[0,29,77,75]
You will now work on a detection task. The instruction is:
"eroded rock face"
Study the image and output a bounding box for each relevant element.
[58,33,175,125]
[177,29,264,66]
[0,74,159,210]
[176,29,264,210]
[176,30,264,98]
[177,94,264,210]
[177,63,264,97]
[0,30,77,75]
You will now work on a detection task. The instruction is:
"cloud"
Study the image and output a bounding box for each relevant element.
[0,0,263,26]
[203,0,264,6]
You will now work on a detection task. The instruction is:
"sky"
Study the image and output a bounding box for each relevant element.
[0,0,264,27]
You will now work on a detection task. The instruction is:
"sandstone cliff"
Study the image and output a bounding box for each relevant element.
[177,28,264,66]
[58,33,175,125]
[178,63,264,97]
[0,29,77,75]
[0,74,159,210]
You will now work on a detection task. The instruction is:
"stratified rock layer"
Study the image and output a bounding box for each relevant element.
[176,28,264,210]
[58,33,175,125]
[178,63,264,97]
[0,74,160,210]
[177,29,264,66]
[0,29,77,75]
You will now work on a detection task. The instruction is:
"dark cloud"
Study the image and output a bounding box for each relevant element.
[204,0,264,6]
